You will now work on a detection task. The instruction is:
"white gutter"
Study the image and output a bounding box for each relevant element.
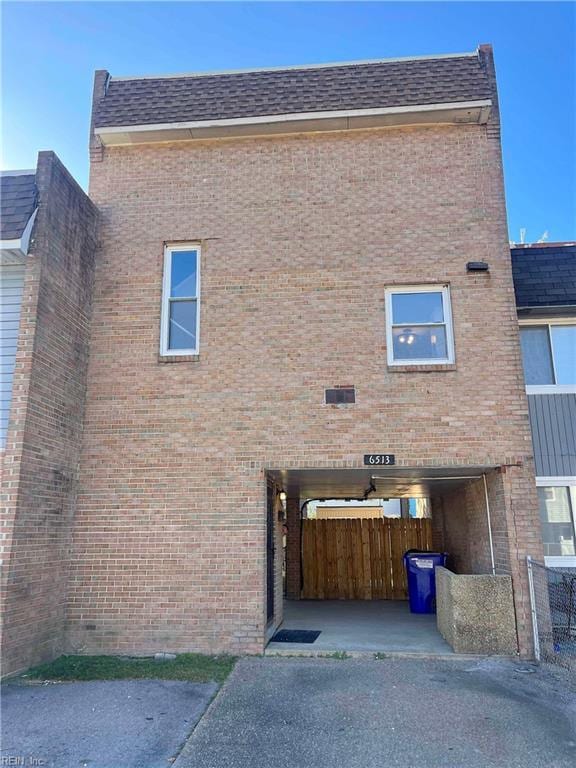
[109,99,492,132]
[96,99,493,146]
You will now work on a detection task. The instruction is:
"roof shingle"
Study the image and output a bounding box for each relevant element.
[0,173,37,240]
[511,244,576,309]
[94,54,492,129]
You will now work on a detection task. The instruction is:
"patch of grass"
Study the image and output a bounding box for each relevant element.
[23,653,236,684]
[323,651,349,660]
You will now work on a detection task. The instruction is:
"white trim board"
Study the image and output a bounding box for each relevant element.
[526,385,576,395]
[95,100,492,146]
[0,169,35,177]
[536,477,576,486]
[0,208,37,263]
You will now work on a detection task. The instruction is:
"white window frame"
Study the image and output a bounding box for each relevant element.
[519,318,576,394]
[160,243,201,357]
[385,284,455,366]
[536,477,576,567]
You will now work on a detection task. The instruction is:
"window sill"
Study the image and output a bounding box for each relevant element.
[158,354,200,364]
[387,363,457,373]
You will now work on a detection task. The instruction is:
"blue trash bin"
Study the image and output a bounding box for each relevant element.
[403,551,447,614]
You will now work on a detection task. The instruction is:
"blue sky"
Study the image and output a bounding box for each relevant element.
[2,2,574,242]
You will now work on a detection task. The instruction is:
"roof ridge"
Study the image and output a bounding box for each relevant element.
[110,50,479,83]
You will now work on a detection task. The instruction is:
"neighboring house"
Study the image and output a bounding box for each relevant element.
[512,243,576,568]
[0,153,98,674]
[1,45,546,674]
[0,171,36,448]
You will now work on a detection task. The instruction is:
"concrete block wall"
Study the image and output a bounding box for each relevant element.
[436,566,517,654]
[0,153,99,675]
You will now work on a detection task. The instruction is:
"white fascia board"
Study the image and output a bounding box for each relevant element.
[19,208,37,255]
[96,100,492,146]
[0,168,35,177]
[0,208,37,262]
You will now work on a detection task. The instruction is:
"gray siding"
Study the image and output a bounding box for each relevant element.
[528,394,576,476]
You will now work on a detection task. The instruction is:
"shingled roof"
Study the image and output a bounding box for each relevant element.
[511,244,576,311]
[94,52,493,129]
[0,172,37,240]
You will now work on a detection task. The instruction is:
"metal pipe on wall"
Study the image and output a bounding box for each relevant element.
[483,472,496,576]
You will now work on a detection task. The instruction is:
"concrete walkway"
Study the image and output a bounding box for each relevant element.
[174,656,576,768]
[267,599,453,654]
[1,679,217,768]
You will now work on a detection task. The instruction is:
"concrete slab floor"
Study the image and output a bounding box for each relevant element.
[266,599,454,655]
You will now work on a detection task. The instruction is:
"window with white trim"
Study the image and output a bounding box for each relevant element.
[519,322,576,390]
[160,244,200,356]
[537,482,576,563]
[385,285,455,365]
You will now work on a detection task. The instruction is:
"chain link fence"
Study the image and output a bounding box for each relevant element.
[527,556,576,670]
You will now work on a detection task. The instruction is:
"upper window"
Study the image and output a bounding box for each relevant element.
[385,286,455,366]
[160,245,200,356]
[519,323,576,390]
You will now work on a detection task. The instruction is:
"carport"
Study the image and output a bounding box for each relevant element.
[265,464,503,655]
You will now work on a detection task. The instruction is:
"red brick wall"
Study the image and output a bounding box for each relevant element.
[66,93,541,656]
[0,152,99,675]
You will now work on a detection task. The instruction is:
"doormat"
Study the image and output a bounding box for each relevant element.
[271,629,321,644]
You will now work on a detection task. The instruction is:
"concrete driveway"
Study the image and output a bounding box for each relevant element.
[1,678,217,768]
[174,656,576,768]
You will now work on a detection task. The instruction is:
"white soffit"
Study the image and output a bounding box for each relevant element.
[96,100,493,146]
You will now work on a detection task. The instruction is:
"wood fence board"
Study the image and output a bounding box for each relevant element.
[382,519,392,599]
[361,520,372,599]
[301,517,432,600]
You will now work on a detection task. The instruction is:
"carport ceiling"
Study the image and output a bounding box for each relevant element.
[267,465,498,499]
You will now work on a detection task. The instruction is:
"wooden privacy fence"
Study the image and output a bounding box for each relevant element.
[301,517,433,600]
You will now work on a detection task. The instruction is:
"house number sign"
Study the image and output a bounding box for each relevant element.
[364,454,395,466]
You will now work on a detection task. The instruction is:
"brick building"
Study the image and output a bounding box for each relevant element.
[0,153,99,674]
[1,45,551,674]
[512,243,576,567]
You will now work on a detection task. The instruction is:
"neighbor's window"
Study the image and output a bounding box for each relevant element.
[385,286,455,365]
[537,485,576,558]
[160,244,200,355]
[519,323,576,388]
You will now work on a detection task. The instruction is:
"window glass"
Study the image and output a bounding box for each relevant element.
[170,250,197,298]
[537,486,576,557]
[169,300,197,350]
[391,292,444,324]
[392,325,448,360]
[519,327,554,385]
[550,326,576,385]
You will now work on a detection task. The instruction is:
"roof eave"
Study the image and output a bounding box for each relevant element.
[0,208,37,264]
[517,304,576,318]
[95,99,492,146]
